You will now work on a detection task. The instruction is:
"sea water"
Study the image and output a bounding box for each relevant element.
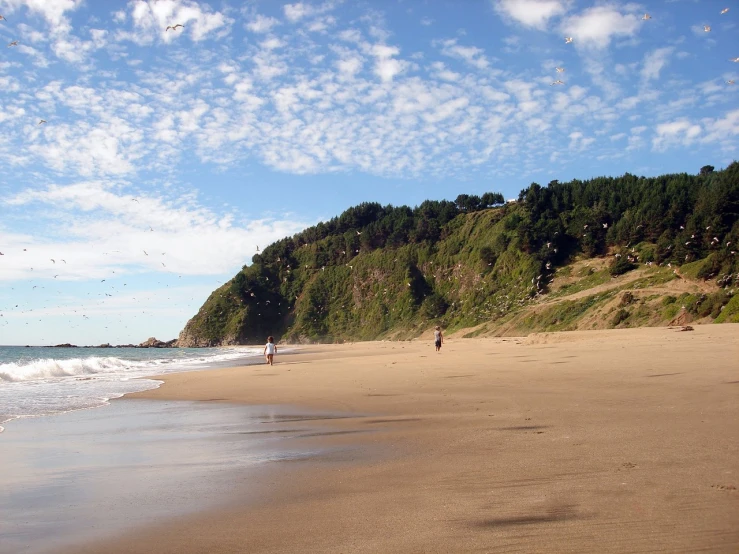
[0,345,268,431]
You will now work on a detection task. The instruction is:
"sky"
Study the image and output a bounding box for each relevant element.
[0,0,737,346]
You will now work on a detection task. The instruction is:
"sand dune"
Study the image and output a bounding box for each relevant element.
[68,325,739,553]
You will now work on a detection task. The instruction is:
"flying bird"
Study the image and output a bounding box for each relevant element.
[704,25,711,32]
[555,67,565,73]
[550,80,564,86]
[166,23,184,31]
[721,8,729,15]
[143,250,148,256]
[642,13,651,20]
[731,58,739,63]
[564,37,573,44]
[38,119,46,125]
[61,259,66,263]
[132,198,139,203]
[727,80,736,85]
[50,259,55,263]
[0,15,6,21]
[8,40,18,47]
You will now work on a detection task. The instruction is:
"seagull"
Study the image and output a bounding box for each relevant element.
[0,252,3,255]
[38,119,47,125]
[555,67,565,73]
[550,80,564,86]
[721,8,730,15]
[8,40,18,47]
[166,23,184,31]
[704,25,711,32]
[143,250,148,256]
[731,58,739,63]
[61,259,66,264]
[0,15,6,21]
[132,198,139,203]
[564,37,573,44]
[356,230,362,235]
[148,226,153,232]
[603,223,608,228]
[728,80,736,85]
[642,13,651,20]
[50,259,55,263]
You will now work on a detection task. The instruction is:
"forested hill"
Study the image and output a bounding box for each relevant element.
[178,164,739,346]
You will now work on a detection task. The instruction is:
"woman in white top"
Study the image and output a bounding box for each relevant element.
[264,336,277,365]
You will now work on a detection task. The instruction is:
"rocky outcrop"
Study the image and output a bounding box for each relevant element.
[49,343,78,348]
[138,337,178,348]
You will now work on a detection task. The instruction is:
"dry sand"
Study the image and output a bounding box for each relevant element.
[68,326,739,553]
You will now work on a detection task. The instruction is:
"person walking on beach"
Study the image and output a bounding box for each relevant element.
[434,326,443,352]
[264,336,277,365]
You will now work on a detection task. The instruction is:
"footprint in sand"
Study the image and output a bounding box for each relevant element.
[711,484,737,491]
[621,462,637,469]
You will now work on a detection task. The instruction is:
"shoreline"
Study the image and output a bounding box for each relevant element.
[15,326,739,553]
[0,346,279,434]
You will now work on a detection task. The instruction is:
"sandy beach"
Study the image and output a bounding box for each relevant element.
[61,326,738,553]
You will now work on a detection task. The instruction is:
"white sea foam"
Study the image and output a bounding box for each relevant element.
[0,346,278,430]
[0,348,263,383]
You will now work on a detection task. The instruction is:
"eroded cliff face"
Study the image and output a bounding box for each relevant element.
[176,327,239,347]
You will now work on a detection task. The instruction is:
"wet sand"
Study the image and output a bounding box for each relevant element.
[66,326,739,553]
[2,400,357,554]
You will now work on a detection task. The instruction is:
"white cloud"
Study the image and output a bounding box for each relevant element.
[1,181,312,280]
[246,14,279,33]
[494,0,569,30]
[0,0,83,33]
[438,39,489,70]
[561,5,642,49]
[652,119,702,151]
[371,43,408,82]
[641,47,673,82]
[117,0,232,45]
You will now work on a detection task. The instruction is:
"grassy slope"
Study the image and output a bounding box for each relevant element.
[179,205,739,346]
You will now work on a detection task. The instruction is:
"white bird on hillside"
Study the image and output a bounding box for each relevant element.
[704,25,711,32]
[642,13,651,20]
[603,223,608,228]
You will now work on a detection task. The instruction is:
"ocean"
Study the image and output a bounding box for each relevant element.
[0,345,268,431]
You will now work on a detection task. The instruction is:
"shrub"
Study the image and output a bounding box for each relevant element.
[611,309,630,327]
[619,292,635,307]
[421,293,449,319]
[610,257,636,276]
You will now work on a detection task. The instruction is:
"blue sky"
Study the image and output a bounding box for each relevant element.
[0,0,737,346]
